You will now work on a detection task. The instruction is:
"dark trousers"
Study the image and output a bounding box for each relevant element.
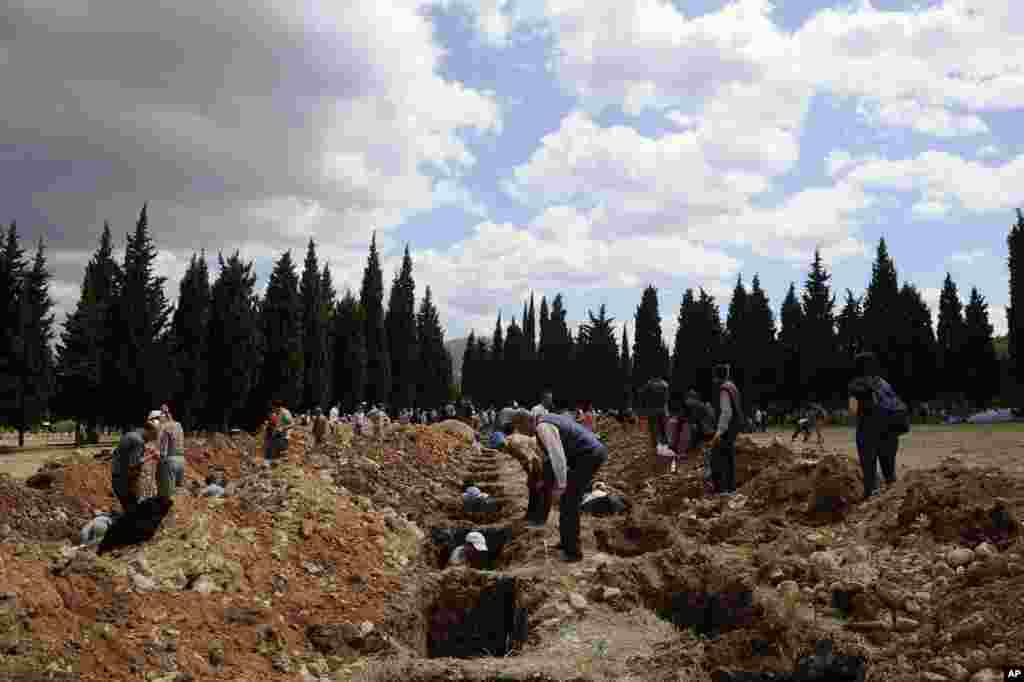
[528,447,608,555]
[711,438,737,493]
[526,460,556,524]
[857,421,899,497]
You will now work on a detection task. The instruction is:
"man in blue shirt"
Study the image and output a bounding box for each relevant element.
[112,419,160,514]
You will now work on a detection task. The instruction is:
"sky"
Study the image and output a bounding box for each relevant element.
[3,0,1023,345]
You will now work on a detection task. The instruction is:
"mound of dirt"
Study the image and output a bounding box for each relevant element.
[893,458,1023,547]
[436,420,476,443]
[0,474,94,542]
[740,453,863,524]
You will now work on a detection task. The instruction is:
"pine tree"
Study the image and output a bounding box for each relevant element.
[936,273,966,400]
[1007,209,1024,404]
[746,275,777,408]
[778,283,804,407]
[896,283,937,404]
[319,263,336,407]
[725,275,749,405]
[259,250,304,409]
[416,286,450,409]
[461,330,477,402]
[634,285,669,389]
[55,223,122,434]
[537,296,552,403]
[113,204,172,427]
[524,294,537,403]
[801,249,837,403]
[670,289,699,406]
[169,252,211,430]
[207,252,261,431]
[862,237,901,377]
[13,239,55,445]
[0,223,28,435]
[577,305,619,408]
[300,240,325,411]
[620,324,632,409]
[547,295,574,409]
[505,316,525,405]
[386,245,418,410]
[695,288,724,401]
[333,291,367,412]
[473,336,490,408]
[490,312,505,404]
[360,233,391,407]
[963,287,999,407]
[836,290,863,361]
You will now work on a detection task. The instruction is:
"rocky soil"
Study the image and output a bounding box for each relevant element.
[0,418,1021,681]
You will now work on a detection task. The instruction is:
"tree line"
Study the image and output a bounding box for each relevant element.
[461,232,1016,415]
[3,207,1023,442]
[0,205,454,440]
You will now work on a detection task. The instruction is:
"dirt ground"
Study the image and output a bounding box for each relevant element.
[1,419,1022,681]
[0,442,117,480]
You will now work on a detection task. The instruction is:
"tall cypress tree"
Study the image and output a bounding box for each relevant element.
[634,285,668,389]
[524,294,537,403]
[490,312,505,404]
[300,240,325,411]
[1007,209,1024,405]
[114,204,172,427]
[936,272,966,400]
[963,287,999,407]
[547,295,574,409]
[620,323,632,409]
[896,283,937,403]
[416,285,449,409]
[360,233,390,407]
[725,275,749,405]
[505,316,525,405]
[862,237,901,378]
[801,249,837,403]
[207,252,261,431]
[14,239,55,445]
[835,289,863,392]
[169,252,211,430]
[259,250,304,409]
[386,245,418,410]
[778,283,804,407]
[55,224,122,433]
[473,336,490,408]
[461,330,477,402]
[695,288,724,401]
[319,263,337,408]
[0,224,28,434]
[746,275,777,407]
[670,289,699,405]
[333,291,367,412]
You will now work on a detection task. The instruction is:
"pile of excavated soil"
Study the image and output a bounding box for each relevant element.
[0,474,94,542]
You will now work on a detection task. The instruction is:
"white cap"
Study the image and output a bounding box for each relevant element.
[148,410,163,421]
[465,531,487,551]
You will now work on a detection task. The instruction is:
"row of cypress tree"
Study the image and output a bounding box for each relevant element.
[4,206,454,435]
[460,236,1007,413]
[3,208,1023,440]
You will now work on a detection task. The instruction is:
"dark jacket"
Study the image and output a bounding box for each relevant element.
[537,412,606,468]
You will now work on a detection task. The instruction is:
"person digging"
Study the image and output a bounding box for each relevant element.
[509,409,608,563]
[111,418,162,515]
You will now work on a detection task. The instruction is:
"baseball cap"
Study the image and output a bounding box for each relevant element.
[148,410,163,421]
[465,531,487,551]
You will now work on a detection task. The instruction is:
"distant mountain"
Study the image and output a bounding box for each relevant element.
[445,336,470,382]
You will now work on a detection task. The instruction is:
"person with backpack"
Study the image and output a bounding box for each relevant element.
[709,364,744,496]
[848,351,909,499]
